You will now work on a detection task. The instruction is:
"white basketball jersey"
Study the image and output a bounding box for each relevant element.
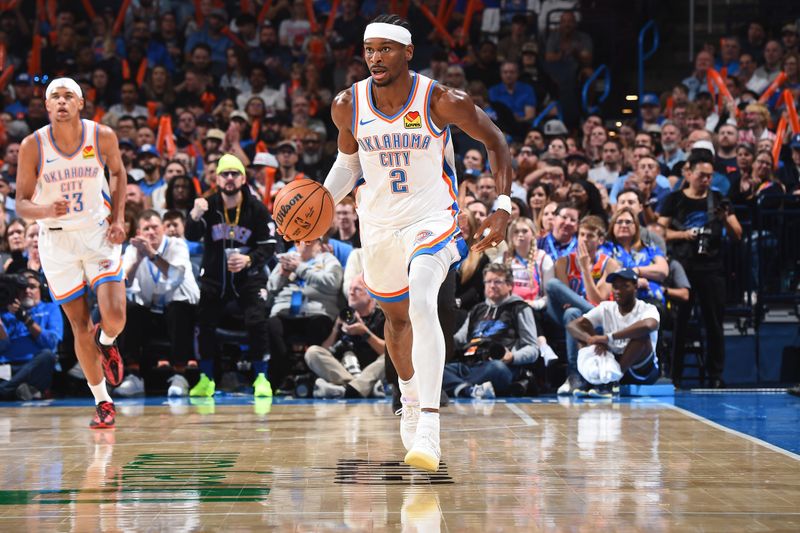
[33,120,111,230]
[352,72,458,229]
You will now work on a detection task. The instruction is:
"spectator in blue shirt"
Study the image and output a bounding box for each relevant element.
[714,36,741,76]
[184,8,233,75]
[488,61,537,125]
[3,73,34,118]
[0,271,63,400]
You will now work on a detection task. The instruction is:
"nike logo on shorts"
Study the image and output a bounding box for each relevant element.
[359,118,376,126]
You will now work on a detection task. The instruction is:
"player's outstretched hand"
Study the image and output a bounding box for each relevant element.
[471,210,510,252]
[106,221,126,245]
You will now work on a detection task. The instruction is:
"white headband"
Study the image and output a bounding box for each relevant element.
[45,77,83,100]
[363,23,412,46]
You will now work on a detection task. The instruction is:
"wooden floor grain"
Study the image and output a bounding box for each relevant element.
[1,399,798,531]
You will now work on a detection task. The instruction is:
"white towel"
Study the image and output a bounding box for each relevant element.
[577,346,624,385]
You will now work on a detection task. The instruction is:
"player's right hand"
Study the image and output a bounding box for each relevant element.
[191,198,208,220]
[48,199,69,218]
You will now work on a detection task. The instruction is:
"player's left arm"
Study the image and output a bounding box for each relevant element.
[430,85,513,252]
[98,125,127,244]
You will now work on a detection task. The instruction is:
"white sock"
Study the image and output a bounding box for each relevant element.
[399,374,419,404]
[408,252,449,411]
[88,379,113,404]
[99,330,116,346]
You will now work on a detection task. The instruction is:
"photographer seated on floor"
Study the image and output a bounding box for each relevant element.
[0,271,63,400]
[304,275,386,399]
[566,269,660,399]
[445,263,556,399]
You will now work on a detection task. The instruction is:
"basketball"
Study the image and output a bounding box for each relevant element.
[272,178,334,241]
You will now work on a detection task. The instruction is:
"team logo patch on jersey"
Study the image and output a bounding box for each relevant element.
[414,230,433,244]
[404,111,421,129]
[98,259,112,272]
[82,145,95,159]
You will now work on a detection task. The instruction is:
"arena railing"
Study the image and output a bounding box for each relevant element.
[637,20,659,106]
[581,64,610,115]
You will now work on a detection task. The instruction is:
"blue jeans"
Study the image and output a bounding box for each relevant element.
[545,279,595,374]
[443,360,516,396]
[0,350,56,400]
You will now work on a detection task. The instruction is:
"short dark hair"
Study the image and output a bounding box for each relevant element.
[554,201,579,217]
[617,187,645,205]
[687,150,714,169]
[137,209,162,223]
[371,14,410,30]
[163,209,185,223]
[483,262,513,284]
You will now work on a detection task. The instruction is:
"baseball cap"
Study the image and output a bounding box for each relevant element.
[543,119,568,137]
[137,143,160,158]
[791,133,800,150]
[13,72,32,85]
[275,140,297,152]
[216,153,246,175]
[204,128,225,142]
[782,23,798,35]
[606,269,638,284]
[640,93,660,107]
[230,110,249,122]
[521,41,538,55]
[252,152,279,168]
[565,152,591,165]
[118,137,135,149]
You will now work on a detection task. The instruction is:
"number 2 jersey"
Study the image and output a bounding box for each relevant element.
[351,72,458,229]
[32,119,111,230]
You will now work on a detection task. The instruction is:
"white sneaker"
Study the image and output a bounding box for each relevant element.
[371,380,386,398]
[557,374,583,396]
[341,353,361,376]
[470,381,495,399]
[395,397,420,451]
[312,378,345,399]
[404,414,441,472]
[114,374,144,397]
[167,375,189,397]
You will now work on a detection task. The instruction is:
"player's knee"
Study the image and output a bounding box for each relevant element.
[384,312,411,332]
[408,291,436,323]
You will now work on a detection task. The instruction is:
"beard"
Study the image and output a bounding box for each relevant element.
[662,142,677,153]
[141,163,156,174]
[221,184,243,197]
[303,152,321,165]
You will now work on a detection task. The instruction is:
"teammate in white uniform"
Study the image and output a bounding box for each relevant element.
[16,78,128,429]
[323,15,514,471]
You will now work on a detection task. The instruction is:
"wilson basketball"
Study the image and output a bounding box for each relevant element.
[272,179,334,241]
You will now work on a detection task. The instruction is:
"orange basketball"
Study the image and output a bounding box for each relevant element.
[272,179,334,241]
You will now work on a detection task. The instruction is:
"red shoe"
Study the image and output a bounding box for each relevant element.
[89,401,116,429]
[95,325,123,387]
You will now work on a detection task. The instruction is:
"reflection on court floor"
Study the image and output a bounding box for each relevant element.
[0,395,798,530]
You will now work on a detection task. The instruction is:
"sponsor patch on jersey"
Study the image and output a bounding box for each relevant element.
[404,111,421,129]
[414,230,433,244]
[98,259,112,272]
[82,145,95,159]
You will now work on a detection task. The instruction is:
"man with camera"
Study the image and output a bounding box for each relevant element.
[304,275,385,398]
[659,150,742,388]
[445,263,546,398]
[0,271,63,400]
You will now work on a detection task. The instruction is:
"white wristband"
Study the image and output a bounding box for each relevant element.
[607,332,614,343]
[495,194,512,214]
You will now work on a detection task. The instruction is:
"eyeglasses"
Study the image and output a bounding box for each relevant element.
[754,159,772,166]
[615,219,635,226]
[219,171,242,179]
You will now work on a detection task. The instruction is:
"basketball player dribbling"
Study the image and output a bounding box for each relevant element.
[16,78,128,428]
[323,15,514,471]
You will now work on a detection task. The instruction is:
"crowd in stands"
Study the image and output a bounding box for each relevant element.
[0,1,798,401]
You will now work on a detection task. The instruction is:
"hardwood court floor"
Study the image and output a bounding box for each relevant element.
[1,396,799,531]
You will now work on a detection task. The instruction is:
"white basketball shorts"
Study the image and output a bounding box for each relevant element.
[38,220,123,304]
[360,210,468,302]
